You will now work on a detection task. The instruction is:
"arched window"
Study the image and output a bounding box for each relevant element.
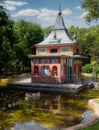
[34,66,39,76]
[52,66,58,76]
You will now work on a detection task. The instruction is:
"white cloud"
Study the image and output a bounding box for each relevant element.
[80,11,88,18]
[4,0,28,6]
[3,0,28,11]
[12,8,72,23]
[12,9,39,17]
[63,9,72,15]
[75,11,88,19]
[37,8,72,23]
[3,5,16,11]
[37,8,57,22]
[76,6,82,10]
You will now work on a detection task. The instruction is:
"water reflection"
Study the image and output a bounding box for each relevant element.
[0,88,99,130]
[12,122,47,130]
[0,88,22,111]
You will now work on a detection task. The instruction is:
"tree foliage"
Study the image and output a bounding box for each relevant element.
[68,25,99,65]
[82,0,99,22]
[82,64,99,74]
[82,64,93,73]
[43,26,53,37]
[0,6,44,76]
[13,20,44,73]
[0,5,15,75]
[14,20,44,50]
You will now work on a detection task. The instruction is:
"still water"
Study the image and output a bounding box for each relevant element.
[0,87,99,130]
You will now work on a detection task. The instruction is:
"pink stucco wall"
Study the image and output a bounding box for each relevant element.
[30,44,82,83]
[36,44,80,56]
[31,58,82,83]
[31,58,65,83]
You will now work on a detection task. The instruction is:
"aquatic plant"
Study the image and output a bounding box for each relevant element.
[0,88,99,129]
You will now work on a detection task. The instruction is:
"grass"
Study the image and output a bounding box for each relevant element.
[0,79,8,86]
[95,100,99,104]
[0,77,21,87]
[82,121,99,130]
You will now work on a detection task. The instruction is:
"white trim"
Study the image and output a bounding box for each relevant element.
[41,59,49,64]
[52,59,58,63]
[38,48,47,52]
[34,59,39,64]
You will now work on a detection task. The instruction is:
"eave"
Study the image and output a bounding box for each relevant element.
[28,54,85,59]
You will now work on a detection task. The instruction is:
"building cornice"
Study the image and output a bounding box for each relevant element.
[28,54,85,59]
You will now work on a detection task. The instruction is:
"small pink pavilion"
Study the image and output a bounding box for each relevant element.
[29,8,82,83]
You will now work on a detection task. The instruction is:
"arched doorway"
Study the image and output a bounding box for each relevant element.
[34,66,39,76]
[52,66,58,76]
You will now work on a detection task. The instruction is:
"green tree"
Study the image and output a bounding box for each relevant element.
[13,20,44,73]
[90,26,99,59]
[0,38,16,75]
[68,26,91,65]
[68,26,99,65]
[82,0,99,23]
[77,28,92,65]
[43,26,53,37]
[0,5,15,75]
[81,0,99,66]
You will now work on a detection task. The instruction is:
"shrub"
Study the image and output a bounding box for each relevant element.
[95,65,99,74]
[82,64,93,73]
[82,64,99,74]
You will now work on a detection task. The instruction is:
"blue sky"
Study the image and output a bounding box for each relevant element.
[1,0,95,28]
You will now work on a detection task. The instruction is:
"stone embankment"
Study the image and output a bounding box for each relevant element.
[64,115,99,130]
[63,99,99,130]
[82,73,99,78]
[89,99,99,116]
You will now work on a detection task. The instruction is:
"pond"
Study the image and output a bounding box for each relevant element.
[0,86,99,130]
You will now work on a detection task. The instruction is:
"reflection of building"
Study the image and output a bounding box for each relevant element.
[29,8,82,83]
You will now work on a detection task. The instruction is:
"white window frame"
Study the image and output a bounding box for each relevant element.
[52,59,58,63]
[41,59,49,64]
[61,47,70,52]
[34,59,39,64]
[38,48,46,52]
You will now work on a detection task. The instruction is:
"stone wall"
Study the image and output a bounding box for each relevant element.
[62,99,99,130]
[89,99,99,116]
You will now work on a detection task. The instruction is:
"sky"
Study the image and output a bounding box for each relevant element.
[1,0,95,28]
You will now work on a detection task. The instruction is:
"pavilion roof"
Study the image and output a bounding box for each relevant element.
[36,8,76,46]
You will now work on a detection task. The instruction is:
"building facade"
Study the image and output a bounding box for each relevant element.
[29,8,82,83]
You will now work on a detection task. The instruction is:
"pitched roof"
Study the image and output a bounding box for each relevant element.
[36,8,76,46]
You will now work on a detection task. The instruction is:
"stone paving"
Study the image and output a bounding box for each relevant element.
[16,78,31,83]
[89,99,99,116]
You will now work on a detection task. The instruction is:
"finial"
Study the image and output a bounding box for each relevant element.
[59,4,61,11]
[58,4,62,15]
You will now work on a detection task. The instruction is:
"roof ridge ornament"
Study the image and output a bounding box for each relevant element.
[59,4,61,11]
[58,4,62,16]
